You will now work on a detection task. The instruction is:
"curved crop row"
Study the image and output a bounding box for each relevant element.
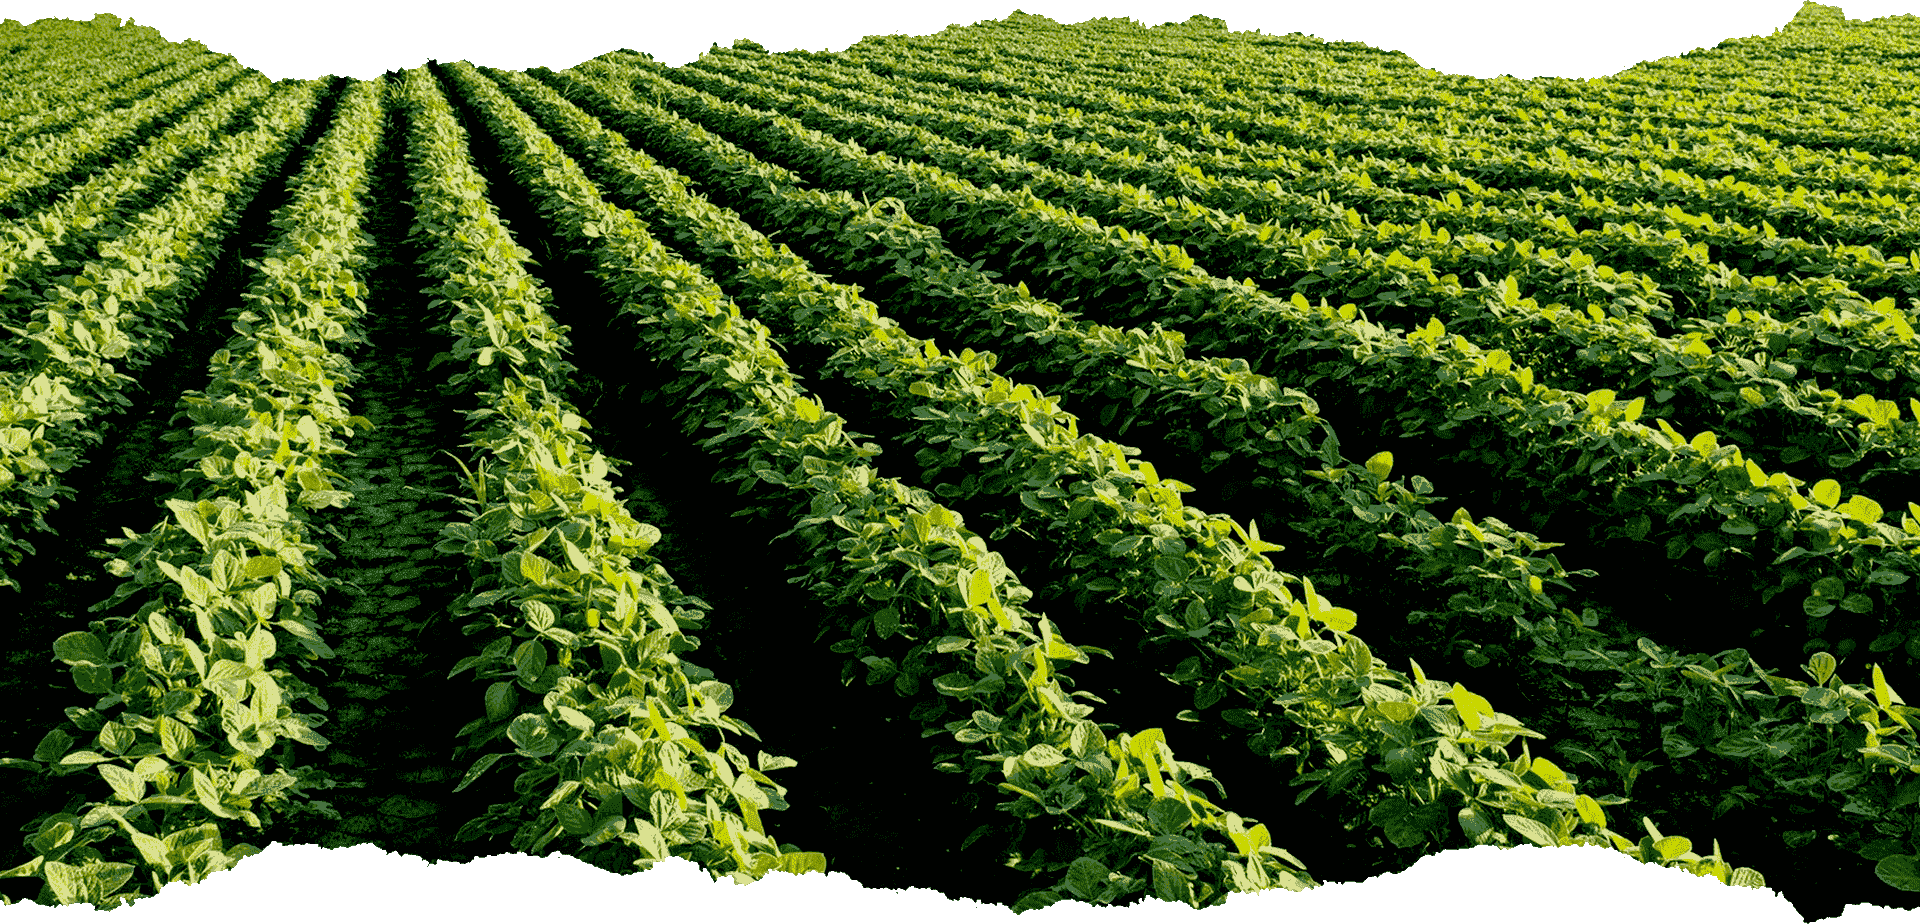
[390,64,825,883]
[0,55,249,211]
[822,29,1920,342]
[577,54,1920,681]
[907,14,1915,198]
[528,69,1920,886]
[0,73,276,326]
[0,79,323,592]
[0,33,214,151]
[441,58,1319,910]
[695,46,1920,406]
[498,56,1793,896]
[526,66,1582,655]
[843,18,1919,252]
[664,55,1920,508]
[0,77,384,909]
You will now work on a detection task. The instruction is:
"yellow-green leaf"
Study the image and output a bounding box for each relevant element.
[1844,494,1885,525]
[964,568,992,609]
[1450,684,1494,733]
[1317,606,1357,632]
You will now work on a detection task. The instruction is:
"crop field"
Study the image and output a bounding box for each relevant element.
[0,3,1918,917]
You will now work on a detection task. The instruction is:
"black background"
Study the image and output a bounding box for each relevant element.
[3,3,1920,918]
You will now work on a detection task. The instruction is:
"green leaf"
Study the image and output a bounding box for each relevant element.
[1875,855,1920,892]
[519,551,554,586]
[485,682,516,723]
[553,802,593,835]
[1150,857,1194,905]
[507,714,558,757]
[52,632,109,666]
[1152,555,1192,582]
[453,751,510,793]
[513,640,549,687]
[190,767,239,819]
[71,664,114,695]
[176,566,214,607]
[1316,605,1357,632]
[166,498,210,545]
[1844,495,1885,525]
[127,829,172,873]
[99,764,144,803]
[964,568,992,609]
[1623,514,1652,541]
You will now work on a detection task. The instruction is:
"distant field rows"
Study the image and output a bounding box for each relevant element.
[0,6,1915,919]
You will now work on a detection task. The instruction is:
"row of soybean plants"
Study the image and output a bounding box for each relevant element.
[0,60,819,910]
[867,9,1916,240]
[860,18,1920,255]
[541,50,1574,756]
[828,19,1920,366]
[671,45,1920,518]
[821,12,1920,879]
[0,76,384,910]
[0,55,829,906]
[633,39,1920,522]
[578,53,1920,693]
[0,72,276,325]
[390,64,826,887]
[484,56,1783,900]
[543,55,1593,755]
[556,54,1920,883]
[660,34,1920,656]
[699,39,1920,407]
[633,45,1920,660]
[1568,8,1920,159]
[670,44,1920,682]
[0,53,251,211]
[440,57,1319,910]
[0,18,216,150]
[0,77,321,592]
[768,30,1920,468]
[1027,10,1917,198]
[0,16,192,132]
[528,64,1574,662]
